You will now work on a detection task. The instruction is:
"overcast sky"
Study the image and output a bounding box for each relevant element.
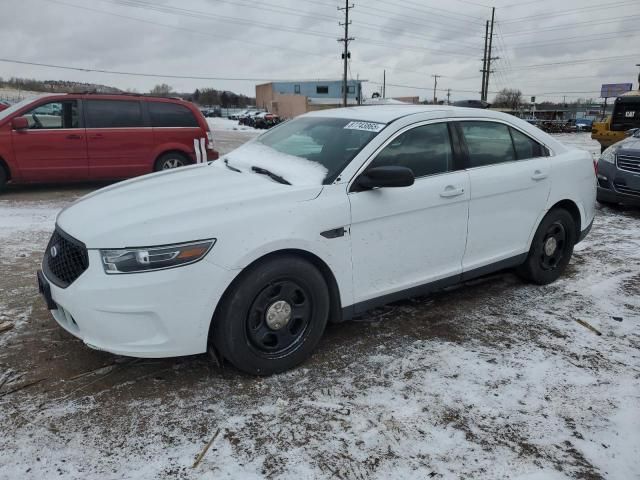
[0,0,638,103]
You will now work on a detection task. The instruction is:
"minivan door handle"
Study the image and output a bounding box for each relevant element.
[531,170,548,181]
[89,133,104,140]
[66,134,82,140]
[440,185,465,198]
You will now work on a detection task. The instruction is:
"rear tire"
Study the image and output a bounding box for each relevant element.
[212,255,330,375]
[154,152,189,171]
[0,166,6,193]
[517,209,576,285]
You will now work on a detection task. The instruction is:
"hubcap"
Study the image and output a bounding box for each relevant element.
[265,300,292,330]
[162,158,183,169]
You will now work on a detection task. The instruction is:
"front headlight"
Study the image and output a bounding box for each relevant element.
[100,239,215,274]
[600,145,618,164]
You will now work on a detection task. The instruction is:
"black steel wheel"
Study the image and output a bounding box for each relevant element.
[517,208,576,285]
[539,221,566,271]
[211,255,330,375]
[246,279,312,357]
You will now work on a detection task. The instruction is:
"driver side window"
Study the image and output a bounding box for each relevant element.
[24,100,80,129]
[369,122,453,178]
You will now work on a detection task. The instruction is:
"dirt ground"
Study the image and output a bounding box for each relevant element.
[1,130,639,479]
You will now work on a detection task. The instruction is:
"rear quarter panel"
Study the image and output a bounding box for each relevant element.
[151,129,203,164]
[547,148,597,233]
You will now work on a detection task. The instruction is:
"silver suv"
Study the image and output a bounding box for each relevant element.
[597,130,640,206]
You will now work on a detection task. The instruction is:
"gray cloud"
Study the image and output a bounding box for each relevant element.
[0,0,638,102]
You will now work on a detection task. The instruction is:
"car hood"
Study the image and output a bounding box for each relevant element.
[616,136,640,156]
[56,162,323,248]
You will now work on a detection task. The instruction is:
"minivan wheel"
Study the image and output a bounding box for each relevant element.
[517,209,576,285]
[154,152,189,171]
[212,255,330,375]
[0,166,6,193]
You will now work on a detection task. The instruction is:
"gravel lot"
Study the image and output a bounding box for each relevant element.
[0,129,638,479]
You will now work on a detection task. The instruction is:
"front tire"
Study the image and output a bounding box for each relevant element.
[212,255,330,375]
[154,152,189,171]
[517,209,576,285]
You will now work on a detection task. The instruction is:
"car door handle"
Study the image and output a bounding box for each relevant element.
[440,185,465,198]
[531,170,548,181]
[66,134,82,140]
[89,133,104,140]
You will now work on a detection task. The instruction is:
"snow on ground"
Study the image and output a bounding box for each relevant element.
[207,117,261,133]
[0,133,638,480]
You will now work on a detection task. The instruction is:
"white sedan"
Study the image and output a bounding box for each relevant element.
[38,105,597,375]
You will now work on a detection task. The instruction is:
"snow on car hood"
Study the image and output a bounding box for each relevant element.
[56,162,323,248]
[225,142,328,186]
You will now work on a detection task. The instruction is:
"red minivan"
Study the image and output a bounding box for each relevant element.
[0,93,219,190]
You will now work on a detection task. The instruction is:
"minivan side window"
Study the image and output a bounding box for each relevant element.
[23,101,79,129]
[86,100,143,128]
[149,102,198,127]
[460,121,516,167]
[509,127,546,159]
[369,122,453,178]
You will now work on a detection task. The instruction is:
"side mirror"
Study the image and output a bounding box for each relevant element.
[11,116,29,130]
[354,166,415,191]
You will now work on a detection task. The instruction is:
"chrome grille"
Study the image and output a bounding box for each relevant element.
[43,228,89,288]
[617,155,640,174]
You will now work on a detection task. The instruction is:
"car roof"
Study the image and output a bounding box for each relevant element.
[304,104,519,124]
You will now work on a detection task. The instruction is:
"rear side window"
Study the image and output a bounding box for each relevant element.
[149,102,198,127]
[509,128,545,159]
[369,122,453,177]
[460,121,516,167]
[86,100,143,128]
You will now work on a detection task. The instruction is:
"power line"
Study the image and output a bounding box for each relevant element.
[501,0,637,24]
[499,14,640,36]
[372,0,485,24]
[0,58,282,81]
[38,0,452,81]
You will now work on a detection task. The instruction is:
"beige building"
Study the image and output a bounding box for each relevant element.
[256,80,362,119]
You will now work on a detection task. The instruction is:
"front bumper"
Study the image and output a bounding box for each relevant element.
[597,159,640,206]
[40,250,236,358]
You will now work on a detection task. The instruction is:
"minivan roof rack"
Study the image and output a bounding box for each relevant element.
[76,91,189,101]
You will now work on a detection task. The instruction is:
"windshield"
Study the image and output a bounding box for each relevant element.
[0,97,36,121]
[256,116,385,184]
[612,97,640,131]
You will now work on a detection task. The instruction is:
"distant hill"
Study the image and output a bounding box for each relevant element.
[0,77,122,94]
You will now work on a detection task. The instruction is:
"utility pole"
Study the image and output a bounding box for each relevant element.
[447,88,451,105]
[383,69,386,99]
[338,1,354,107]
[481,20,489,100]
[484,7,496,102]
[432,74,441,104]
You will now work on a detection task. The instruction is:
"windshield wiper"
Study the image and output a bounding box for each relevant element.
[224,158,241,172]
[251,166,291,185]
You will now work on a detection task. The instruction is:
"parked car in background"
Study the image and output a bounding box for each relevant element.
[253,112,281,129]
[38,105,596,375]
[200,107,221,118]
[238,110,264,127]
[597,129,640,206]
[0,101,10,112]
[575,118,593,132]
[0,93,218,191]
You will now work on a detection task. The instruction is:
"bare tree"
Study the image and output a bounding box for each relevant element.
[493,88,522,110]
[149,83,174,96]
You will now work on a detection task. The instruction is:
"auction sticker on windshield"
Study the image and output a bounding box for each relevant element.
[344,121,386,132]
